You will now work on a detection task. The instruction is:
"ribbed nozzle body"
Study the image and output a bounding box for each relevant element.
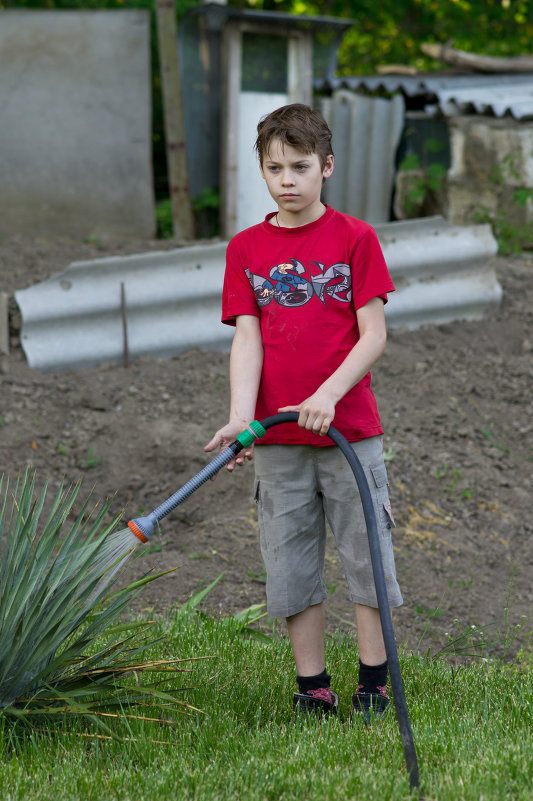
[127,516,154,542]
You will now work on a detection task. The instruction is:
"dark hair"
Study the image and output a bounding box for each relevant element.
[254,103,333,169]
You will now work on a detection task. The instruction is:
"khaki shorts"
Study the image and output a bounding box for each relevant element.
[253,436,403,619]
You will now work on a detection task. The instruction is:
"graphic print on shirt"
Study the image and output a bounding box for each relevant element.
[310,261,352,304]
[245,259,352,309]
[245,259,312,308]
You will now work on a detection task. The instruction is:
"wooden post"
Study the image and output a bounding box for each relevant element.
[120,283,130,368]
[0,292,9,355]
[221,21,242,240]
[155,0,195,239]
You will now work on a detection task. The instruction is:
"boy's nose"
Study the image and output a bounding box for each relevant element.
[281,170,295,185]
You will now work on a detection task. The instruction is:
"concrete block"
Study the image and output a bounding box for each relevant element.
[0,10,155,239]
[446,115,533,237]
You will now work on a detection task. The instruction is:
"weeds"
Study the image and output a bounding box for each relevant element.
[156,188,220,240]
[80,446,101,470]
[473,150,533,255]
[155,199,173,239]
[435,620,495,662]
[482,427,510,455]
[396,136,447,217]
[435,463,472,501]
[383,446,397,462]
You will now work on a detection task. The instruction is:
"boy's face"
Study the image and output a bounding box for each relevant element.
[260,139,334,223]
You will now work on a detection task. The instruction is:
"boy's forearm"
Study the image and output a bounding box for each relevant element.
[229,316,263,423]
[278,297,387,436]
[320,326,386,404]
[318,295,388,404]
[204,316,263,461]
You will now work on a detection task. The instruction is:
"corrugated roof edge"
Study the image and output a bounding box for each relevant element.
[315,73,533,119]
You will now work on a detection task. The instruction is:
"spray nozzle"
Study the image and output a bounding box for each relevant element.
[127,422,266,542]
[128,514,157,542]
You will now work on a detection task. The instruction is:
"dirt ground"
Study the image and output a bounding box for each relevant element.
[1,235,532,660]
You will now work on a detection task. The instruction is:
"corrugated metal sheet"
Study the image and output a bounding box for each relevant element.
[15,243,231,372]
[15,217,500,372]
[431,83,533,119]
[320,91,405,223]
[316,73,533,120]
[376,216,501,329]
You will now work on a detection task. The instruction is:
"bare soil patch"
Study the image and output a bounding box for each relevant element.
[1,235,532,659]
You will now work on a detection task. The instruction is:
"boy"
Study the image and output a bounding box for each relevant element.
[205,103,402,722]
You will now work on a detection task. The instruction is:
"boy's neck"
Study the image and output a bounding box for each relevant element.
[271,202,327,229]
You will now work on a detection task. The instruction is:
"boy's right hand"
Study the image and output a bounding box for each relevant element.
[204,419,254,473]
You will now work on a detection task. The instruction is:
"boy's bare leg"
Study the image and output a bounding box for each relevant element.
[355,603,387,665]
[286,602,326,676]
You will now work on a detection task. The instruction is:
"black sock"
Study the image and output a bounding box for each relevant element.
[297,668,331,695]
[357,659,388,695]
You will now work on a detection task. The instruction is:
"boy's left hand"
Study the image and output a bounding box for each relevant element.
[278,391,336,437]
[204,419,254,474]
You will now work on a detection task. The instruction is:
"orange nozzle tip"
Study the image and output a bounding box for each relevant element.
[128,520,148,543]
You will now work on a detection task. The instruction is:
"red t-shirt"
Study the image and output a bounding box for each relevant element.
[221,205,394,446]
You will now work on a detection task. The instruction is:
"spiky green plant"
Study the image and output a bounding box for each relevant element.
[0,468,196,732]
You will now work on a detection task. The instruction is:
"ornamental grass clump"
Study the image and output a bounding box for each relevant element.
[0,468,195,731]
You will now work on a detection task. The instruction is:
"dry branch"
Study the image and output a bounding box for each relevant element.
[377,65,419,76]
[422,42,533,73]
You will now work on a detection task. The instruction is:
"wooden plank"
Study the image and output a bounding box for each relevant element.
[221,22,242,239]
[288,33,313,105]
[155,0,195,239]
[0,292,9,355]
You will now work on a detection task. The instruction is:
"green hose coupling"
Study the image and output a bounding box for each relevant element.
[236,420,266,448]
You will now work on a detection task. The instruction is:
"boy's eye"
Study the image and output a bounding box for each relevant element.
[295,165,307,171]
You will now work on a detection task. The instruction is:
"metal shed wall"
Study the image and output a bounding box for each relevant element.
[320,91,405,224]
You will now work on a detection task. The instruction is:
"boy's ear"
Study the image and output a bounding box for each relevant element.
[323,154,334,179]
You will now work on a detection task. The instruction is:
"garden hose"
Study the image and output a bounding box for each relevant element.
[127,420,265,542]
[261,413,420,791]
[127,412,420,791]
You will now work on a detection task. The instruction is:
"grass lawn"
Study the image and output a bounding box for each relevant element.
[1,601,531,801]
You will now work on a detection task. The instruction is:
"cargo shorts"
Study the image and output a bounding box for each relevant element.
[253,436,403,619]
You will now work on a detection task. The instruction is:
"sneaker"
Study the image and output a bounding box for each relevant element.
[352,687,390,724]
[293,688,339,721]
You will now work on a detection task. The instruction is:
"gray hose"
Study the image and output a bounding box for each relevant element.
[260,413,420,791]
[128,442,243,540]
[128,414,420,791]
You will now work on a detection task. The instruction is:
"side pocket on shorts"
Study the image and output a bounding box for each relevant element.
[369,462,388,489]
[369,462,396,532]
